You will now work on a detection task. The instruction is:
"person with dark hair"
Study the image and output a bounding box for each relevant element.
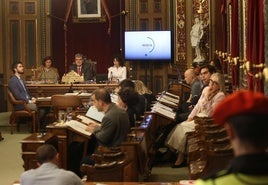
[8,62,37,111]
[210,57,223,73]
[20,144,83,185]
[107,55,127,83]
[69,53,95,82]
[85,88,130,147]
[119,79,146,120]
[195,91,268,185]
[80,88,130,166]
[8,61,49,130]
[118,87,139,127]
[191,64,217,105]
[37,56,59,83]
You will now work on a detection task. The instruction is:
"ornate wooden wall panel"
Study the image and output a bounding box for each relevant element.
[1,0,51,82]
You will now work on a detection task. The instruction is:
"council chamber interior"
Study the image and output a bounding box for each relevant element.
[0,0,268,184]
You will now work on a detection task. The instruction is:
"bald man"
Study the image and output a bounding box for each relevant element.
[176,68,202,122]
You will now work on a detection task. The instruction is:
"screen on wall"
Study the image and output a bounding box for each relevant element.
[124,31,172,61]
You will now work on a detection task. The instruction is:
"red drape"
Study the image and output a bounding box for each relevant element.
[221,0,227,51]
[246,0,264,92]
[230,0,239,88]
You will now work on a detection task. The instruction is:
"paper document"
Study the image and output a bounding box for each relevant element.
[165,91,180,99]
[86,106,105,122]
[65,120,92,136]
[152,105,176,120]
[77,115,100,125]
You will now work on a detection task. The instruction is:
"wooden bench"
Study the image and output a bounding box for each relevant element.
[186,117,234,180]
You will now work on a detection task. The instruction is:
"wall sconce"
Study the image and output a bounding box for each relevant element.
[263,67,268,82]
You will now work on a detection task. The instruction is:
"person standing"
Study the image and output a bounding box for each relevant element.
[20,144,83,185]
[69,53,95,82]
[194,91,268,185]
[107,55,127,83]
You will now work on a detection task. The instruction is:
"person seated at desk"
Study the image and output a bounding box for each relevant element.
[195,91,268,185]
[69,53,95,82]
[118,87,139,127]
[107,55,127,83]
[80,88,130,168]
[119,79,146,121]
[134,80,156,111]
[176,68,202,122]
[37,56,59,83]
[20,144,83,185]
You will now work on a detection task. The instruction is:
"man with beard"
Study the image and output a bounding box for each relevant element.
[8,61,49,131]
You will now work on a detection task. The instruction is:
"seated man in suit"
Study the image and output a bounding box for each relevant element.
[8,61,50,130]
[176,68,202,122]
[20,144,83,185]
[69,53,95,82]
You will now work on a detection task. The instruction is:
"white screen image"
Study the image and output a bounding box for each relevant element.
[124,31,171,60]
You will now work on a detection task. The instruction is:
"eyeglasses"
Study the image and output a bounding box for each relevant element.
[209,79,219,86]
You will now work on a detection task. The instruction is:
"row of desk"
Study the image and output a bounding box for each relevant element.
[21,113,155,181]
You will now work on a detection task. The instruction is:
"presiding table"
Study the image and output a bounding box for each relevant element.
[26,83,118,97]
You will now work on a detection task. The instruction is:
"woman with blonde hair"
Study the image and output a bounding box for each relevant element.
[134,80,156,111]
[165,72,226,168]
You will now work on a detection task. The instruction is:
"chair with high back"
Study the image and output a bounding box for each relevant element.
[51,94,82,121]
[7,89,37,134]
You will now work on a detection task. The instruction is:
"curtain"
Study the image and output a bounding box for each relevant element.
[246,0,264,92]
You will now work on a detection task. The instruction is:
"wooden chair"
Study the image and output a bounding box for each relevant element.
[7,89,37,134]
[80,146,135,182]
[51,94,82,121]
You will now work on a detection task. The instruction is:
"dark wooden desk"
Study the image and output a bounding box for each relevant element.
[26,83,118,97]
[20,132,58,170]
[46,123,91,169]
[36,94,92,108]
[20,113,156,181]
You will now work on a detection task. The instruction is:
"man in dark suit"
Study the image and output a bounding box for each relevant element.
[8,61,50,130]
[69,53,95,82]
[8,62,37,111]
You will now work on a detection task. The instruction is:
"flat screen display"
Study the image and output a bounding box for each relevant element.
[124,31,172,61]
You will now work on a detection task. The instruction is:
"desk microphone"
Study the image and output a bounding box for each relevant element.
[68,82,73,93]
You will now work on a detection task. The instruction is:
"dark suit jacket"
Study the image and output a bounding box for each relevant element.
[8,75,33,110]
[69,63,95,81]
